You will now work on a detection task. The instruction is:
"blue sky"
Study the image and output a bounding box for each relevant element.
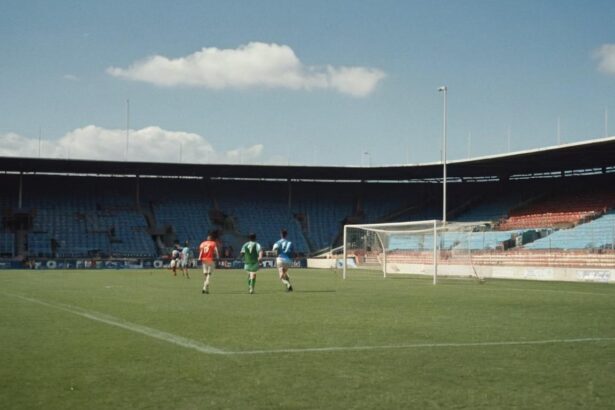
[1,0,614,166]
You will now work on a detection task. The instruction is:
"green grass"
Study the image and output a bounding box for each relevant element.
[1,268,614,409]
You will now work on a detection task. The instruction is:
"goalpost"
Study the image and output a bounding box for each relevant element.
[342,220,489,284]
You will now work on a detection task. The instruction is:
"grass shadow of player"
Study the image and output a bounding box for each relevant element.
[203,289,337,295]
[290,290,336,293]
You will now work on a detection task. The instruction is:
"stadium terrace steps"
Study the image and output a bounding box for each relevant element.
[153,198,214,251]
[291,198,350,251]
[471,249,615,268]
[216,195,309,253]
[498,191,615,230]
[21,179,157,258]
[498,211,598,230]
[383,249,615,268]
[0,231,15,256]
[524,211,615,250]
[454,192,527,222]
[361,198,407,223]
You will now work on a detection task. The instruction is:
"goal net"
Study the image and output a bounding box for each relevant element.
[342,220,491,284]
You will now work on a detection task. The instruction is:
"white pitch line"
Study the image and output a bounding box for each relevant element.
[228,337,615,355]
[4,292,614,357]
[4,293,225,355]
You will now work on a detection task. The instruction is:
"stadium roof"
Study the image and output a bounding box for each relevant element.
[1,137,614,182]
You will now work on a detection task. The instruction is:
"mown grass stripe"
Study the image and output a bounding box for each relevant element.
[6,292,613,357]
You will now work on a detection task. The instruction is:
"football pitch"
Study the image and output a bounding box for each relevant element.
[1,268,614,409]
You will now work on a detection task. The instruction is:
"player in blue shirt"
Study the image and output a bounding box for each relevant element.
[180,240,191,279]
[272,229,294,292]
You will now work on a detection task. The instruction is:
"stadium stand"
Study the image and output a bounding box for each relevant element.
[1,137,614,270]
[215,182,310,254]
[498,190,615,230]
[153,198,213,250]
[454,191,528,222]
[292,198,348,251]
[524,211,615,250]
[0,190,17,256]
[3,174,611,261]
[361,199,404,223]
[0,230,14,257]
[14,176,156,258]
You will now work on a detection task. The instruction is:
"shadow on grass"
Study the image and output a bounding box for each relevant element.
[292,289,336,293]
[199,289,337,295]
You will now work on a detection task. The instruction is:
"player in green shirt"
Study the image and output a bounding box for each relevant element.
[241,233,263,294]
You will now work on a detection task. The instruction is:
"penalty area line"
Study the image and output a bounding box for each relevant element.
[3,292,225,355]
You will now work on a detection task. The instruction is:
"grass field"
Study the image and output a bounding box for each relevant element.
[1,268,614,409]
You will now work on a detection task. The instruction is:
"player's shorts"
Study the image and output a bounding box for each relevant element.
[170,259,177,268]
[244,263,259,273]
[276,257,291,269]
[202,260,215,274]
[180,257,189,268]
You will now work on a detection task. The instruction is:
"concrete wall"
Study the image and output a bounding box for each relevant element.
[392,263,615,284]
[307,258,341,269]
[309,258,614,284]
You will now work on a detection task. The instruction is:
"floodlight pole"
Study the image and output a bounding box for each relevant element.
[18,172,23,209]
[438,86,448,224]
[433,219,438,285]
[363,151,371,167]
[38,127,42,158]
[467,132,471,159]
[342,225,347,279]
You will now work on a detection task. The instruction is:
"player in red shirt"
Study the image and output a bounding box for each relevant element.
[198,234,219,294]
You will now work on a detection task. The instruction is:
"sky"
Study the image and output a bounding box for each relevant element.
[1,0,614,167]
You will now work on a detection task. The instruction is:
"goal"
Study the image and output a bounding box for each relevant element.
[342,220,490,284]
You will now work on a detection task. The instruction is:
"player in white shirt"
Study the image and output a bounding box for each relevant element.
[169,244,181,276]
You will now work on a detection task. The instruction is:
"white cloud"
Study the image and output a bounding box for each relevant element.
[327,66,385,97]
[594,44,615,75]
[0,126,264,164]
[107,42,385,97]
[63,74,80,81]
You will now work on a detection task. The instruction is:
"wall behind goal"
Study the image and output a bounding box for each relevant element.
[312,259,614,284]
[392,262,613,284]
